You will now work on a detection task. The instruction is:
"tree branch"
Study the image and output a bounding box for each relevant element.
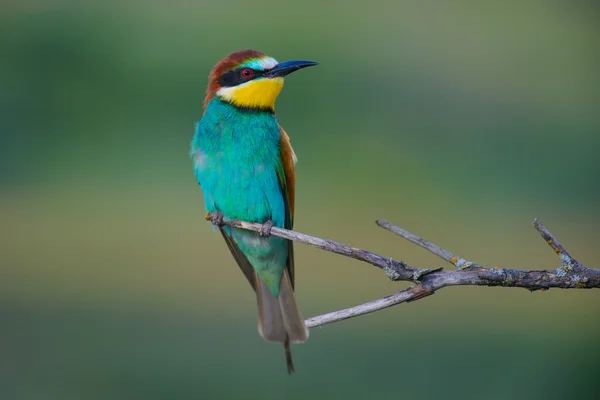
[205,214,600,328]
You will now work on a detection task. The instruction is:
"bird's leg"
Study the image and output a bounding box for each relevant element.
[205,211,225,227]
[259,220,274,237]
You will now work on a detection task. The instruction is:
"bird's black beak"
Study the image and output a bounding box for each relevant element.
[264,60,318,78]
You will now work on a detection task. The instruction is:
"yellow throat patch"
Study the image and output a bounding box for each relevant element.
[217,78,284,110]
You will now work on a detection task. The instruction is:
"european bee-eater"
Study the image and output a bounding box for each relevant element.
[190,50,317,373]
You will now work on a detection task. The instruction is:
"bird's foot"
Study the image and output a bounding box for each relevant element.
[205,211,225,227]
[259,220,274,237]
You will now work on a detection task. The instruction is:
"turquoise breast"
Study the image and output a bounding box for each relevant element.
[191,98,288,293]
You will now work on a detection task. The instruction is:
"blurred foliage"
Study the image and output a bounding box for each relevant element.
[1,1,599,399]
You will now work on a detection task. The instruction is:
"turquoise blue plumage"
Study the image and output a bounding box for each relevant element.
[192,99,288,292]
[190,49,317,373]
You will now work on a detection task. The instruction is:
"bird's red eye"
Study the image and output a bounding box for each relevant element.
[241,68,253,78]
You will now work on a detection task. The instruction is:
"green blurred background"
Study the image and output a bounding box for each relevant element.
[1,1,599,399]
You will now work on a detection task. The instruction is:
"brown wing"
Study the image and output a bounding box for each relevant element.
[278,125,297,288]
[279,125,297,222]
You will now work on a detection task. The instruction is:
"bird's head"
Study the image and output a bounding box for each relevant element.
[204,49,318,112]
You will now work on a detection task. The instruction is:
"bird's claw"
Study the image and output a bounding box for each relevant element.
[259,220,274,237]
[206,211,225,227]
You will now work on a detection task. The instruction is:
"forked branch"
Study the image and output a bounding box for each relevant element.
[205,214,600,328]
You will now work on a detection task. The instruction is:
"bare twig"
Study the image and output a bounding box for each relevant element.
[206,213,600,328]
[205,216,438,281]
[376,220,484,271]
[305,288,417,328]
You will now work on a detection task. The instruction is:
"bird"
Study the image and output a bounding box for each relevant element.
[190,49,318,373]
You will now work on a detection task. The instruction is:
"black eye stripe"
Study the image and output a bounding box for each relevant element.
[219,67,264,88]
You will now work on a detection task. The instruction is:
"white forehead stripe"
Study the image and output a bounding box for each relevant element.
[239,57,279,71]
[258,57,278,70]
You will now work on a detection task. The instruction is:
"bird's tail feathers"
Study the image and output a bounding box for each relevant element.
[256,269,308,373]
